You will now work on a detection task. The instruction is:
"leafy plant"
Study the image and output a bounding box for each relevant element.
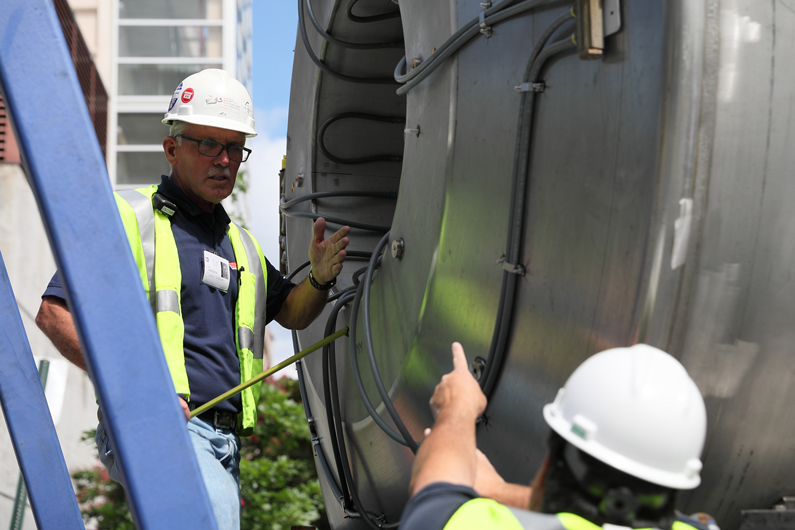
[225,168,250,228]
[240,377,328,530]
[71,376,326,529]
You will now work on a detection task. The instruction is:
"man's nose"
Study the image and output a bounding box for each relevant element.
[214,148,230,166]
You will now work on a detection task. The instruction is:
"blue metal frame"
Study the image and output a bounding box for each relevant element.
[0,253,83,529]
[0,1,217,528]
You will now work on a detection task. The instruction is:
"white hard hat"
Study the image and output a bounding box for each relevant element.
[163,69,257,137]
[543,344,707,490]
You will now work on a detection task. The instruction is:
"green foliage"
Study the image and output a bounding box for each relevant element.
[71,376,327,529]
[72,466,134,530]
[240,376,328,530]
[226,168,250,228]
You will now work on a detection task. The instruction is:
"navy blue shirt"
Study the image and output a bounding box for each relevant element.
[43,175,295,414]
[400,482,478,529]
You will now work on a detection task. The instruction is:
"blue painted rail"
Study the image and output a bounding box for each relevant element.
[0,253,83,529]
[0,1,218,528]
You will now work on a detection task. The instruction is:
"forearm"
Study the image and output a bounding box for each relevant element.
[480,482,532,509]
[36,296,87,371]
[409,410,479,496]
[274,276,328,330]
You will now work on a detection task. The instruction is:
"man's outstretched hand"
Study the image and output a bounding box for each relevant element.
[430,342,487,423]
[308,217,350,285]
[409,343,487,496]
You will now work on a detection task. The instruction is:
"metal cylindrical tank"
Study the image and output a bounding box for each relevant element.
[280,1,795,528]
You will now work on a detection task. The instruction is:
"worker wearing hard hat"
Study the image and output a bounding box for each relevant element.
[401,343,715,530]
[36,69,349,529]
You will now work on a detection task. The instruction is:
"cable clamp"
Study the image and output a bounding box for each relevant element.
[514,82,545,93]
[479,12,493,38]
[497,257,526,276]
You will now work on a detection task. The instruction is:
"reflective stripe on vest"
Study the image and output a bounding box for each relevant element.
[445,503,703,530]
[116,189,156,314]
[115,185,267,436]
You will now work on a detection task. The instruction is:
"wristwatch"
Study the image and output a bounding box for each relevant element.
[309,268,336,291]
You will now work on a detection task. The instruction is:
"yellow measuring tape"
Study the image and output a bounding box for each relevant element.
[189,326,349,418]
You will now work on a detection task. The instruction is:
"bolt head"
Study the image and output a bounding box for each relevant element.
[391,238,405,260]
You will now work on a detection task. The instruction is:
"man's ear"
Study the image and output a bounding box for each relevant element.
[163,136,178,166]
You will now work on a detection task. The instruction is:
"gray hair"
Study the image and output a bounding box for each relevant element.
[169,121,191,143]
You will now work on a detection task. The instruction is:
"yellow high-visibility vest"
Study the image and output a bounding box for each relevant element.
[115,185,268,436]
[444,500,701,530]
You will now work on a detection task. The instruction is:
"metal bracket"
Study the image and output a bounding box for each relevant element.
[479,11,492,38]
[575,0,621,59]
[497,257,526,276]
[603,0,621,38]
[514,82,545,93]
[740,497,795,530]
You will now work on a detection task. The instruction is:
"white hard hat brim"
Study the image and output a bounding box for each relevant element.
[162,114,257,138]
[543,403,702,490]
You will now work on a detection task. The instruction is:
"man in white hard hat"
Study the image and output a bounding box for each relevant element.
[401,343,715,530]
[36,69,349,529]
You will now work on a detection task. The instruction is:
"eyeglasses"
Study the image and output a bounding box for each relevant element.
[176,135,252,163]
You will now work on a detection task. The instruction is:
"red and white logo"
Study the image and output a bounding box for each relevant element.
[181,88,195,103]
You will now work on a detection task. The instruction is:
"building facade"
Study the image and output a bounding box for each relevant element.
[110,0,253,187]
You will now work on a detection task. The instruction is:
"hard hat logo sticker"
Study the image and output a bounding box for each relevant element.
[206,96,241,112]
[168,97,178,111]
[182,88,195,103]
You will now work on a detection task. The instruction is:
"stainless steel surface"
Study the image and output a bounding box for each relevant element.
[280,1,795,528]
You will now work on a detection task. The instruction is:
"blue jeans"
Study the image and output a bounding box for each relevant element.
[96,417,241,529]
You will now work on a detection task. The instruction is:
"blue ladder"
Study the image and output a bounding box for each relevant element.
[0,1,218,528]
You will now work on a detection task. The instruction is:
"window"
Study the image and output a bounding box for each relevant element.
[119,26,223,58]
[118,63,222,96]
[117,113,169,145]
[116,151,171,185]
[119,0,222,20]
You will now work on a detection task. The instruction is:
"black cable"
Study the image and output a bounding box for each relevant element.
[347,0,401,23]
[393,0,525,84]
[281,190,398,210]
[353,255,380,286]
[294,342,345,504]
[298,0,398,85]
[349,260,415,447]
[361,231,420,452]
[323,294,356,508]
[318,113,406,165]
[280,210,392,233]
[327,285,357,303]
[305,0,403,49]
[327,294,401,528]
[296,313,388,528]
[285,251,374,282]
[287,250,411,446]
[480,20,575,399]
[394,0,550,95]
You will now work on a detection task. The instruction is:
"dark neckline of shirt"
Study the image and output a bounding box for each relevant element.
[157,175,231,242]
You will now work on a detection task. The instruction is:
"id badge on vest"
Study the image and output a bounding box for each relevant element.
[202,250,231,292]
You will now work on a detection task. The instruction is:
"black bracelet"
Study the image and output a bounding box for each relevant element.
[309,268,336,291]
